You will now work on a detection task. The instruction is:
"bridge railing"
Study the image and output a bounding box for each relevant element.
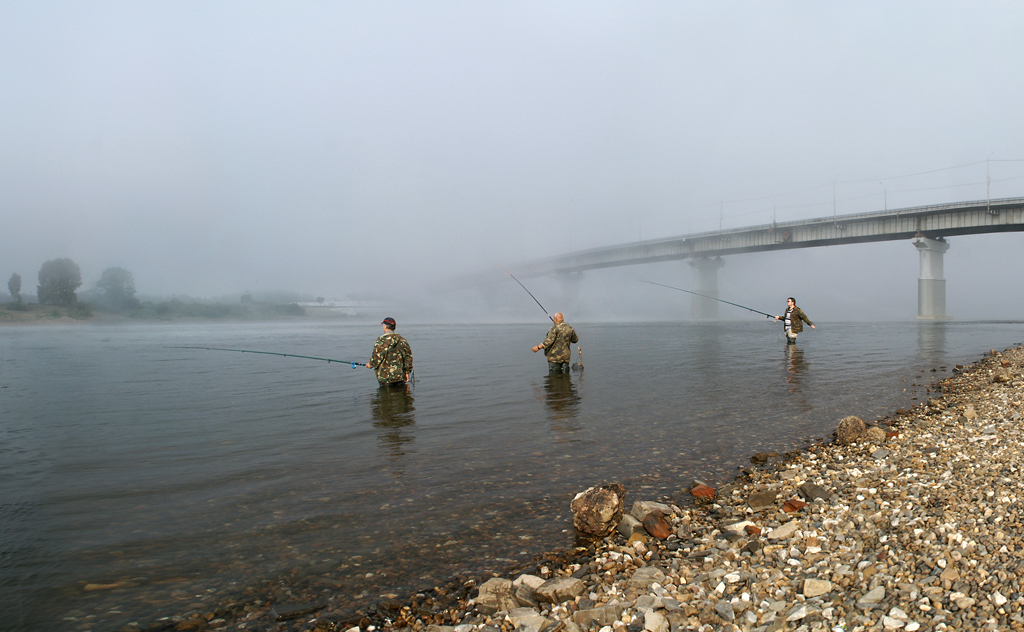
[559,196,1024,255]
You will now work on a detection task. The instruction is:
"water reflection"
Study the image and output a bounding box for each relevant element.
[692,323,723,377]
[781,344,813,412]
[784,343,807,389]
[541,373,580,439]
[916,321,948,366]
[370,384,416,474]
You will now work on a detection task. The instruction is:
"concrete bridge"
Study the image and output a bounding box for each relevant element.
[513,197,1024,319]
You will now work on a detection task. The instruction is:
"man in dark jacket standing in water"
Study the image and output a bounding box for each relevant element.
[775,297,814,344]
[532,312,578,372]
[366,317,413,386]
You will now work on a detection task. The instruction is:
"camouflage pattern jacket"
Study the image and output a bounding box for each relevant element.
[541,322,579,363]
[783,306,813,333]
[370,333,413,384]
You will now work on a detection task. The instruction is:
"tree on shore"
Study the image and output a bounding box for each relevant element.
[37,258,82,306]
[95,267,139,311]
[8,273,21,302]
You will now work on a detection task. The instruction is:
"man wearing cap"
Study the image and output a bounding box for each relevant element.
[366,317,413,386]
[532,312,578,373]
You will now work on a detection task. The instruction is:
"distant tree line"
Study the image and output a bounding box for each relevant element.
[5,258,306,320]
[4,258,139,312]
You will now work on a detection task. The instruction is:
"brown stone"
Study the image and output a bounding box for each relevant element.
[627,532,648,546]
[570,483,626,536]
[835,416,866,444]
[745,524,762,536]
[782,499,808,513]
[690,484,715,500]
[747,489,777,512]
[642,511,672,539]
[862,426,888,444]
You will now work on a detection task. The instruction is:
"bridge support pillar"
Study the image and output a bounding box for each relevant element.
[913,236,949,319]
[687,257,724,320]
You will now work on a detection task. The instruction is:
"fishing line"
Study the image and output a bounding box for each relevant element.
[500,266,554,322]
[643,280,776,319]
[168,346,370,368]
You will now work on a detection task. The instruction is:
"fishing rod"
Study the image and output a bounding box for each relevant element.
[500,266,554,322]
[168,346,370,368]
[642,280,776,319]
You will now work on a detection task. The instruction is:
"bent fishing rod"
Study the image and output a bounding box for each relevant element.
[168,346,370,368]
[500,266,554,322]
[642,280,776,319]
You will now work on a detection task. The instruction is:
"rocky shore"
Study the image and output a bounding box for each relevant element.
[145,344,1023,632]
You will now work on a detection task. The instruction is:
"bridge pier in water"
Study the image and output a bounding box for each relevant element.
[687,257,724,320]
[913,236,949,319]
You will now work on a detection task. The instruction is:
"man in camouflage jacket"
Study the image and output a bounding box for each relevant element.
[532,312,579,372]
[774,297,814,344]
[366,317,413,386]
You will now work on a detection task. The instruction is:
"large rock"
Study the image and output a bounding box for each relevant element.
[858,586,885,607]
[514,583,538,607]
[617,514,645,538]
[573,606,624,628]
[802,579,832,598]
[471,577,518,614]
[644,610,669,632]
[799,482,830,502]
[571,483,625,536]
[863,426,888,444]
[836,416,866,445]
[722,520,755,537]
[747,489,777,512]
[767,521,800,540]
[534,577,586,604]
[513,574,545,607]
[629,500,674,521]
[508,608,552,632]
[626,566,666,590]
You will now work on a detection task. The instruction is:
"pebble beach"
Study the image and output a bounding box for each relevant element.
[134,344,1024,632]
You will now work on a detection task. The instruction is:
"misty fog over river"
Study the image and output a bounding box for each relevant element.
[2,319,1023,631]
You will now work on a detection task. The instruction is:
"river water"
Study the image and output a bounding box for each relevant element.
[2,320,1022,631]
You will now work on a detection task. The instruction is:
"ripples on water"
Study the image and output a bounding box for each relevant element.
[1,320,1022,631]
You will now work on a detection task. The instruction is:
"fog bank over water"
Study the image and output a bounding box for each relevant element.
[2,2,1024,321]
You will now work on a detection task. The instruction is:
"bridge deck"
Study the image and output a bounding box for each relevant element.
[516,197,1024,277]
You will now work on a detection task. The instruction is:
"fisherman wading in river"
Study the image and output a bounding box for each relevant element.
[775,297,814,345]
[532,312,578,373]
[366,317,413,386]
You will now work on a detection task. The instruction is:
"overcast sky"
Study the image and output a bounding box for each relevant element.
[2,2,1023,320]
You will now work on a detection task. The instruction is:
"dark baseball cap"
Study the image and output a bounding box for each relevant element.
[381,317,397,327]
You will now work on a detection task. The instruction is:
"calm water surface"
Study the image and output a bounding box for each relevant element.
[2,320,1022,631]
